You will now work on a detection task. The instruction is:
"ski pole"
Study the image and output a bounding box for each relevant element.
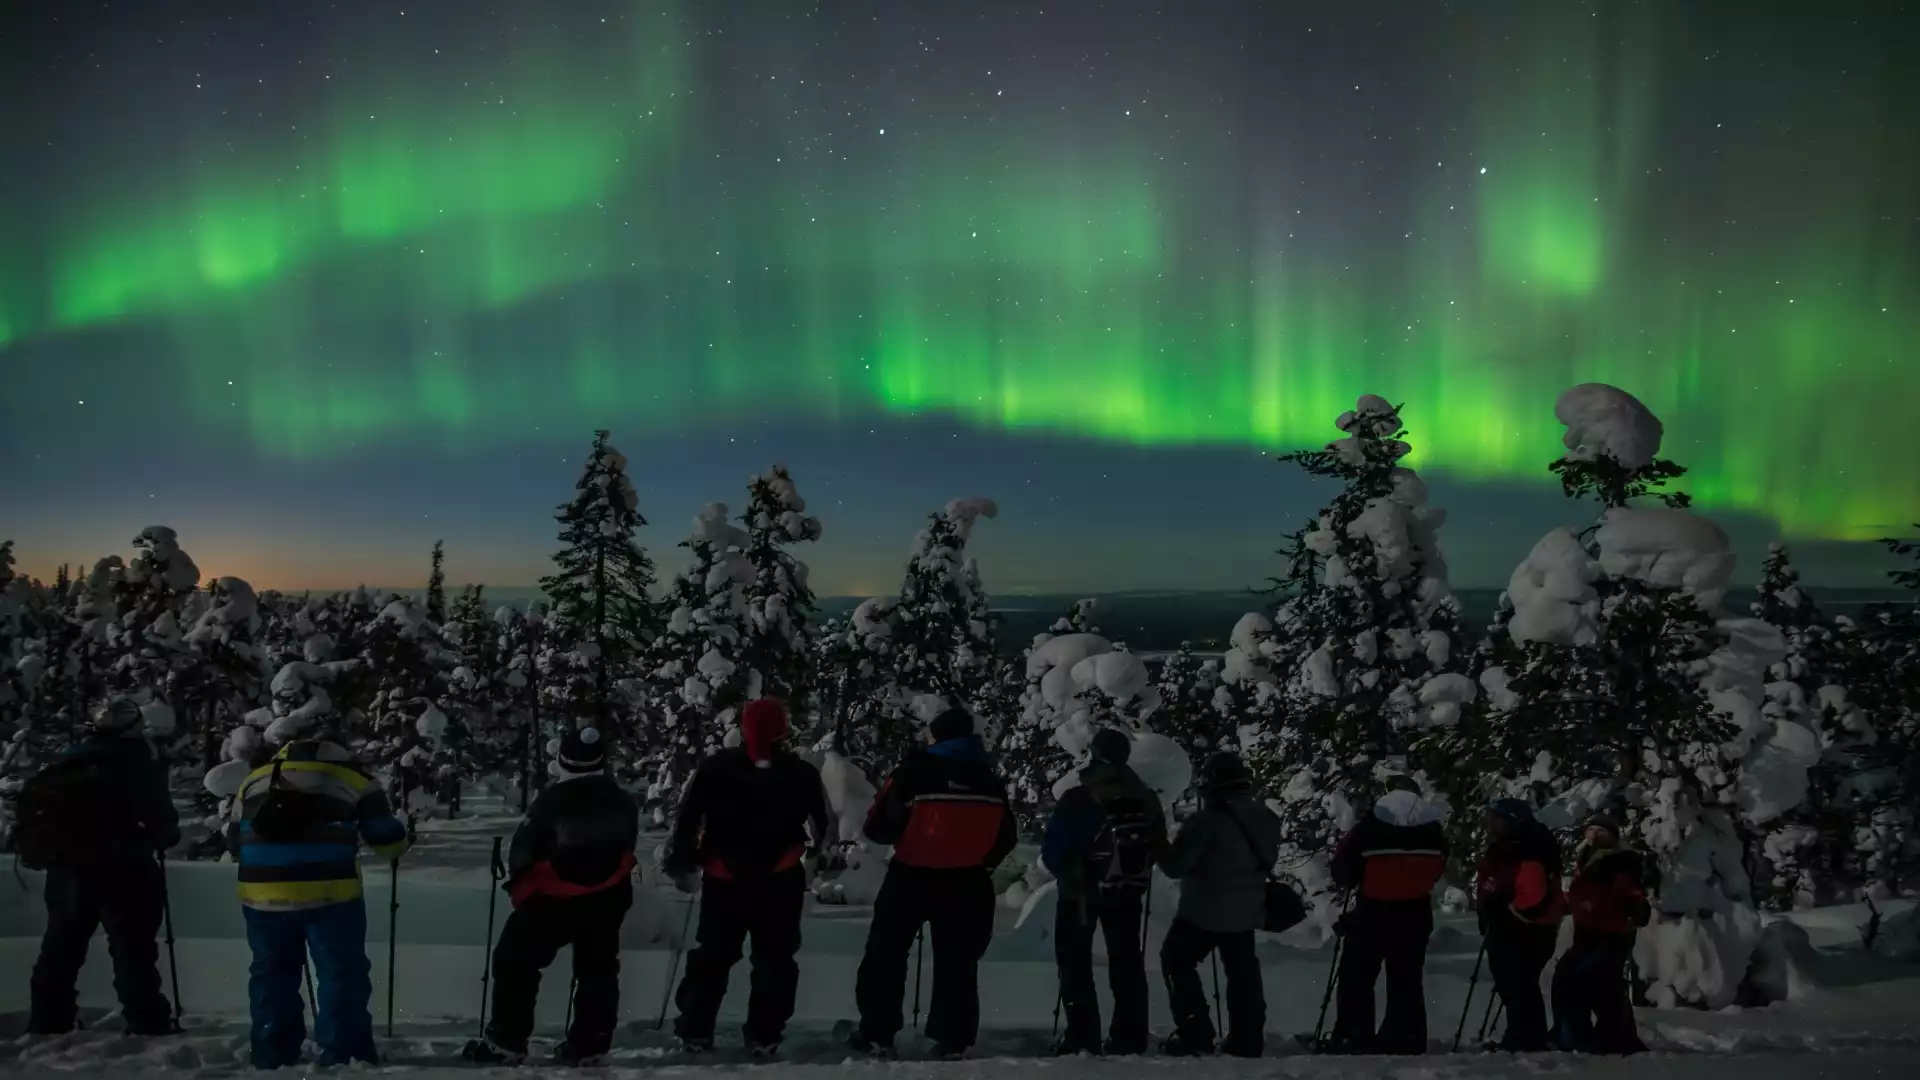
[1051,988,1063,1040]
[303,958,317,1027]
[655,894,697,1030]
[157,852,183,1031]
[479,837,504,1033]
[1141,878,1153,956]
[1478,996,1504,1046]
[1309,891,1351,1049]
[565,976,578,1035]
[911,926,926,1034]
[1209,952,1223,1036]
[386,858,401,1038]
[1451,937,1488,1051]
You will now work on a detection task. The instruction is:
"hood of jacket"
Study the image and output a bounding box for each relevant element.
[926,734,989,762]
[1373,789,1445,827]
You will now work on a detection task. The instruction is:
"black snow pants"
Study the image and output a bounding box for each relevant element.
[1484,915,1558,1050]
[1161,916,1264,1056]
[1552,927,1645,1054]
[1053,891,1148,1053]
[673,868,807,1048]
[1332,899,1432,1054]
[30,861,173,1035]
[484,881,632,1057]
[853,865,996,1050]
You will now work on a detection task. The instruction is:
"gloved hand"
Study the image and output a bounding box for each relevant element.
[673,871,701,896]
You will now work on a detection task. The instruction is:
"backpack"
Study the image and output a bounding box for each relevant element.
[248,759,334,843]
[11,756,136,870]
[1089,793,1156,894]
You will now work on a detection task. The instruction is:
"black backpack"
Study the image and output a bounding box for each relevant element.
[1089,793,1157,894]
[12,756,138,870]
[249,759,335,843]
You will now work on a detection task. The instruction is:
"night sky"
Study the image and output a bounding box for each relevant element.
[2,1,1915,596]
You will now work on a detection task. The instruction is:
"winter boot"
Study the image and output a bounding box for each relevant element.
[1160,1032,1213,1057]
[844,1029,894,1059]
[932,1042,969,1061]
[551,1042,606,1067]
[747,1040,779,1062]
[461,1038,526,1066]
[1051,1035,1101,1056]
[677,1035,715,1054]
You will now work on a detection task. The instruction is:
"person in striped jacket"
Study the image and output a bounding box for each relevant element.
[1326,778,1449,1054]
[227,737,411,1069]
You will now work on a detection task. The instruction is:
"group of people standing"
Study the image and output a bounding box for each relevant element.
[16,695,1651,1069]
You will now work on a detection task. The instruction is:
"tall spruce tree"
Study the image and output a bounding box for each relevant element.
[740,466,823,722]
[1245,396,1472,860]
[1469,384,1815,1008]
[1837,527,1920,892]
[642,503,754,812]
[843,499,1000,769]
[540,431,659,746]
[1750,543,1866,908]
[426,540,448,625]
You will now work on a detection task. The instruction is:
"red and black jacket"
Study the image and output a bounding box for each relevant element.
[1567,845,1651,936]
[1475,822,1567,926]
[1331,803,1448,904]
[865,737,1017,872]
[506,773,641,908]
[663,748,831,882]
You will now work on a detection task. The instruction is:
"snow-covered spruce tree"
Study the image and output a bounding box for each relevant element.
[444,584,510,784]
[353,596,455,809]
[1000,598,1108,829]
[1153,641,1223,772]
[641,503,755,814]
[0,542,26,729]
[1834,527,1920,895]
[426,540,448,625]
[184,577,272,774]
[842,499,1001,769]
[1476,384,1819,1009]
[1248,396,1473,872]
[740,466,823,723]
[540,431,660,747]
[1749,543,1870,909]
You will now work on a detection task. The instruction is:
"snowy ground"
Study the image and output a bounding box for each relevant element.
[4,794,1917,1076]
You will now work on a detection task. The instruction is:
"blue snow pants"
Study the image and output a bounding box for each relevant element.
[242,900,376,1068]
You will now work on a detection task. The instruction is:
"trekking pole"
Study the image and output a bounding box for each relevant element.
[386,858,401,1038]
[565,977,578,1034]
[1209,952,1224,1036]
[478,837,505,1034]
[654,894,697,1030]
[1051,988,1063,1040]
[911,927,927,1034]
[1478,996,1504,1046]
[1451,937,1488,1052]
[303,958,317,1027]
[1309,891,1351,1049]
[157,852,183,1031]
[1141,879,1153,955]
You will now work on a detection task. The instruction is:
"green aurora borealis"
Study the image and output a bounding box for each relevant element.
[2,0,1915,581]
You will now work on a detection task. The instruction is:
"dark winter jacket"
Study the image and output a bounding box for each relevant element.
[1475,820,1567,927]
[664,747,831,881]
[230,740,411,912]
[865,736,1017,873]
[1041,761,1169,905]
[1331,791,1448,905]
[1566,844,1651,936]
[507,770,640,907]
[61,733,181,863]
[1159,790,1282,934]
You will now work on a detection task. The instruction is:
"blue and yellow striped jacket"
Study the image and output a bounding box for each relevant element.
[227,740,412,911]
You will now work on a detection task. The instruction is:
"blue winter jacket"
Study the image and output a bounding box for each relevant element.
[63,733,181,862]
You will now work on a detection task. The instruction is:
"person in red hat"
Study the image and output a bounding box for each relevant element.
[663,698,831,1058]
